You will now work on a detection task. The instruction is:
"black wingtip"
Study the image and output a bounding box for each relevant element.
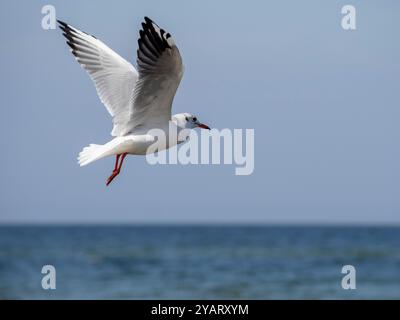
[144,16,160,29]
[57,20,70,34]
[57,19,67,27]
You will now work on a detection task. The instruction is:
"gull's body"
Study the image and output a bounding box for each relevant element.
[58,17,209,185]
[79,116,185,165]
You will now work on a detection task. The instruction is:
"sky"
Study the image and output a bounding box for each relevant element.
[0,0,399,224]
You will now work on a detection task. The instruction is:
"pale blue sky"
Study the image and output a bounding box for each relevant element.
[0,0,399,224]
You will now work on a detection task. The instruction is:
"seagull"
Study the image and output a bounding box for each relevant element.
[57,17,210,186]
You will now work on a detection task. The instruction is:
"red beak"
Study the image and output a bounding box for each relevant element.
[197,123,210,130]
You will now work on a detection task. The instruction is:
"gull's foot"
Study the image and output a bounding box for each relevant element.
[106,170,120,186]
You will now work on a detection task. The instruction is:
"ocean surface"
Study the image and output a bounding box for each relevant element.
[0,226,399,299]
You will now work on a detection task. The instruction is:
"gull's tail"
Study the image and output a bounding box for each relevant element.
[78,144,108,166]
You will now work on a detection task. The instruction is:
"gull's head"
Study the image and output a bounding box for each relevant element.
[173,113,210,130]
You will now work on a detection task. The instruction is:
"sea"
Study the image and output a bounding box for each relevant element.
[0,225,399,299]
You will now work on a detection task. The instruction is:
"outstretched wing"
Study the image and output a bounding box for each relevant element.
[58,20,139,136]
[125,17,184,133]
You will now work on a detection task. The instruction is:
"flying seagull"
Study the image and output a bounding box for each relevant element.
[57,17,210,185]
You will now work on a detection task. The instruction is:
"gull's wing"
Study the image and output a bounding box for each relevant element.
[58,20,139,136]
[126,17,184,133]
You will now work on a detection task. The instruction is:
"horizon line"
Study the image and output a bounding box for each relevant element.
[1,221,400,227]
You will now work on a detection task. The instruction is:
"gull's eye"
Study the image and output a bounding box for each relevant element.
[193,117,197,122]
[185,116,189,121]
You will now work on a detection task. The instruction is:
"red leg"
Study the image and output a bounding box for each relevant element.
[117,153,127,171]
[106,153,128,186]
[113,154,121,172]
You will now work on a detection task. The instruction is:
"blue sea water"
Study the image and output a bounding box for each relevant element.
[0,226,399,299]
